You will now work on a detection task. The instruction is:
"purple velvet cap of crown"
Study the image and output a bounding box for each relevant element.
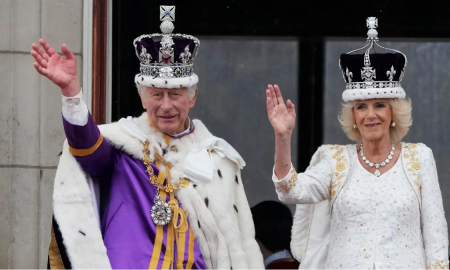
[137,37,197,65]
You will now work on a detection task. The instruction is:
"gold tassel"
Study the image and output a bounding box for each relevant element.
[155,152,189,269]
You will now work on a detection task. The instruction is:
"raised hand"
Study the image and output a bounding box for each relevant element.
[31,39,80,97]
[266,84,296,137]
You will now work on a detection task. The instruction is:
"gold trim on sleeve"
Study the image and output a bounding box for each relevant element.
[68,134,104,157]
[275,166,298,193]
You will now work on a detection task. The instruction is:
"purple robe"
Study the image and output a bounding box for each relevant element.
[63,113,206,269]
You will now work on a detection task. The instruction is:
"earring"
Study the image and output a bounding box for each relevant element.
[353,124,357,129]
[391,122,396,127]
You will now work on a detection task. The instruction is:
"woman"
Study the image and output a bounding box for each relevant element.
[266,18,448,269]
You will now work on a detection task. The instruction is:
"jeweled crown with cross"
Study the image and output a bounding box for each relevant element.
[133,5,200,89]
[339,17,408,102]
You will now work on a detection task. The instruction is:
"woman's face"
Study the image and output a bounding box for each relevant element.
[353,99,392,142]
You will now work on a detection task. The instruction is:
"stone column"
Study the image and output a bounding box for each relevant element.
[0,0,83,268]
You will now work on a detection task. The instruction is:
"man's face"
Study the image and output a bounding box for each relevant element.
[141,87,197,134]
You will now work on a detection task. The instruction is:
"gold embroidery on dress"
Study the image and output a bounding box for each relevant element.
[428,261,449,270]
[276,166,297,193]
[276,182,290,193]
[403,143,421,195]
[289,167,298,187]
[330,145,347,199]
[275,184,281,193]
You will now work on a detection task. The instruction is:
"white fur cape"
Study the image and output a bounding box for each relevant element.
[52,113,264,269]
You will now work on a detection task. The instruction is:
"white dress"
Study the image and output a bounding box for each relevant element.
[273,143,448,269]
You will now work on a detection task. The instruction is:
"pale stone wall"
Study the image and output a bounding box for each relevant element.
[0,0,83,268]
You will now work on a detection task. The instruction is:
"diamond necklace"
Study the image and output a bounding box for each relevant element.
[360,143,395,177]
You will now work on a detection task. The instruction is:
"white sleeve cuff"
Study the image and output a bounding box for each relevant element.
[62,88,89,126]
[272,164,295,183]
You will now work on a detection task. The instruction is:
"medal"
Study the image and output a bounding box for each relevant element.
[151,190,172,225]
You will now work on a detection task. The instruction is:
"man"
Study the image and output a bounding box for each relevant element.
[251,201,299,269]
[31,5,263,269]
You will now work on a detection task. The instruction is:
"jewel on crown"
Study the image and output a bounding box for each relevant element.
[159,6,175,67]
[139,46,152,65]
[180,45,192,65]
[366,17,378,40]
[133,5,200,80]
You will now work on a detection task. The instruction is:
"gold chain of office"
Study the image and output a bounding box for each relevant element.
[142,140,190,193]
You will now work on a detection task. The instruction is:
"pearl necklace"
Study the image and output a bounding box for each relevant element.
[360,143,395,177]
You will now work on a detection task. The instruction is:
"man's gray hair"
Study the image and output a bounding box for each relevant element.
[137,84,197,100]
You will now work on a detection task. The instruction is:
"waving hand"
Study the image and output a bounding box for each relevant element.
[266,84,296,137]
[31,39,80,96]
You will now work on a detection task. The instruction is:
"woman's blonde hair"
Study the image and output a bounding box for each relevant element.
[338,98,412,143]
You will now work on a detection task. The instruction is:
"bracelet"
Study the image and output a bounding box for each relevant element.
[275,159,290,167]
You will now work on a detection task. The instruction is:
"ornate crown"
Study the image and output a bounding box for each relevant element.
[133,6,200,89]
[339,17,408,102]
